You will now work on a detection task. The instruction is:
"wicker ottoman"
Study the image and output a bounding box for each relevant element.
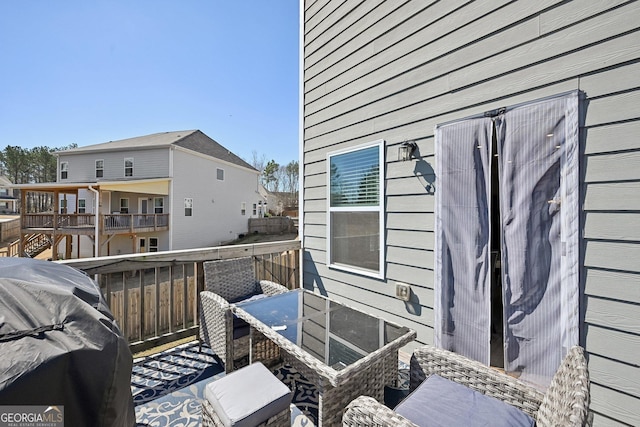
[201,362,292,427]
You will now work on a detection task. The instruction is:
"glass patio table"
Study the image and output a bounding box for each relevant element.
[233,288,416,426]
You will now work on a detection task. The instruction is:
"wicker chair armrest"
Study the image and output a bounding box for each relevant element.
[199,291,232,359]
[201,290,230,310]
[342,396,418,427]
[410,345,544,419]
[258,280,289,296]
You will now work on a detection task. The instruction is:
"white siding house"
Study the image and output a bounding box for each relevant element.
[17,130,264,259]
[300,1,640,425]
[0,176,18,213]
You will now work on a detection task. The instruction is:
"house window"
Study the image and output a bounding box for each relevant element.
[120,198,129,214]
[253,203,257,215]
[241,202,246,215]
[149,237,159,252]
[78,199,86,214]
[433,92,579,387]
[327,140,384,277]
[154,197,164,214]
[59,199,67,214]
[60,162,68,180]
[95,160,104,178]
[124,158,134,177]
[217,168,224,181]
[184,198,193,216]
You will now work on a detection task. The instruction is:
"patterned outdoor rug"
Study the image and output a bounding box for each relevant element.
[131,341,221,406]
[133,340,408,426]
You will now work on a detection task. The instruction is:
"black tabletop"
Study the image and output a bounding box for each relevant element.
[235,288,411,370]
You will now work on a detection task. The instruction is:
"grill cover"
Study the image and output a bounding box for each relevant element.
[0,258,135,426]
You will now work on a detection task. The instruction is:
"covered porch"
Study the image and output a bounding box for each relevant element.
[16,178,170,259]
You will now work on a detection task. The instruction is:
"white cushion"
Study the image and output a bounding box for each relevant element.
[204,362,292,427]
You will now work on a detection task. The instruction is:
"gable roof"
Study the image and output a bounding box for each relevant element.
[57,130,256,171]
[172,130,255,171]
[0,176,14,187]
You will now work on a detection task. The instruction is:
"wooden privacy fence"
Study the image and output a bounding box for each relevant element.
[106,266,198,344]
[61,240,301,353]
[0,218,19,242]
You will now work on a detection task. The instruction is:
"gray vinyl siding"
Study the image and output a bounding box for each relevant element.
[57,148,170,182]
[301,1,640,425]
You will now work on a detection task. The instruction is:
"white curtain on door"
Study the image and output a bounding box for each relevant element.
[497,93,580,387]
[434,116,494,364]
[434,91,579,388]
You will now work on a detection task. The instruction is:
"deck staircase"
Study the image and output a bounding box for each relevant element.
[22,233,51,258]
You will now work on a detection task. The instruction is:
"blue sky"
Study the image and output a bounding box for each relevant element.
[0,1,299,166]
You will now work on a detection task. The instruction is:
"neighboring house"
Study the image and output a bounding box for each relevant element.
[0,176,18,213]
[300,2,639,425]
[15,130,265,259]
[264,190,298,217]
[256,184,271,217]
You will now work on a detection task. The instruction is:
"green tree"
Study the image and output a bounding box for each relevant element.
[282,160,299,207]
[0,145,31,184]
[0,143,77,212]
[30,146,58,183]
[262,159,280,192]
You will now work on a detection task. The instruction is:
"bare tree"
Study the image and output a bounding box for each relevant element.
[249,150,267,174]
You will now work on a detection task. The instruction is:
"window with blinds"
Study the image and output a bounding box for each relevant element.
[327,140,384,278]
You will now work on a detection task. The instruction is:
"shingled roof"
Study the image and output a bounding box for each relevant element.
[57,130,256,171]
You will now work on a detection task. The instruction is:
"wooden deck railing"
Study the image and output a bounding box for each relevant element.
[21,213,169,233]
[60,239,301,353]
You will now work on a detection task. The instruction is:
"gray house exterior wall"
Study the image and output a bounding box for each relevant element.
[57,148,169,182]
[51,130,263,256]
[300,1,640,425]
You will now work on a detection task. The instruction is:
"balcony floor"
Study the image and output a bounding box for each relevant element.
[132,340,409,426]
[132,340,319,426]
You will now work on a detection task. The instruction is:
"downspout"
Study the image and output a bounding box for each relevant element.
[88,186,99,257]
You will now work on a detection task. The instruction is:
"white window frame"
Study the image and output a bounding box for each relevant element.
[120,198,129,214]
[154,197,164,214]
[78,198,86,214]
[184,198,193,216]
[216,168,225,181]
[326,140,385,279]
[60,162,68,180]
[241,202,246,216]
[148,237,159,252]
[95,159,104,178]
[124,158,134,177]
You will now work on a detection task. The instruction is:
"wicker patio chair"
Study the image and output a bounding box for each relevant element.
[343,345,590,427]
[199,257,289,372]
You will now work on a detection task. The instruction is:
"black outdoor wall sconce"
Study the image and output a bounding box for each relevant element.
[398,140,418,161]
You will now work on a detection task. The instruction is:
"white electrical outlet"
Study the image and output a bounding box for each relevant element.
[395,282,411,301]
